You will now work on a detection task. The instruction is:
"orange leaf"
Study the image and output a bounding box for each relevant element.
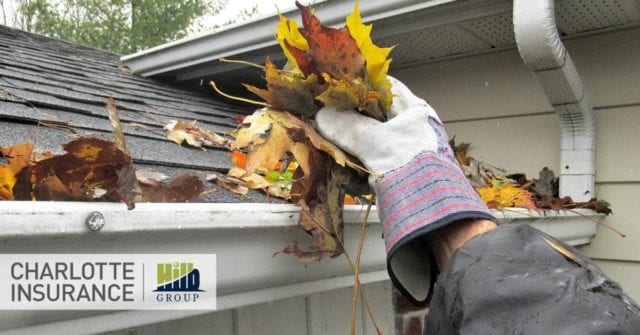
[231,151,247,169]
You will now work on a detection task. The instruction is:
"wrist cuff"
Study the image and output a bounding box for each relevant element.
[376,150,495,304]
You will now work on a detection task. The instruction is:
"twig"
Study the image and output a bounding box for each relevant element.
[351,196,377,335]
[199,188,219,197]
[210,81,270,107]
[346,161,380,178]
[143,108,165,126]
[219,57,300,77]
[298,204,382,333]
[565,208,626,238]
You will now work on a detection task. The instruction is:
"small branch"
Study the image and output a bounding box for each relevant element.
[351,197,379,335]
[219,57,299,77]
[565,208,626,238]
[210,81,269,107]
[298,204,382,333]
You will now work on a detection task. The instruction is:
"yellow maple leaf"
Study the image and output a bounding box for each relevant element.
[346,3,393,111]
[276,14,309,70]
[477,179,537,210]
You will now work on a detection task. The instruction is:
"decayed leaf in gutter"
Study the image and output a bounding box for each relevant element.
[136,170,170,186]
[138,174,204,202]
[532,167,558,199]
[165,120,232,149]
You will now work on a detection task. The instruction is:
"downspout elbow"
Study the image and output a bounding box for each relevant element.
[514,0,595,201]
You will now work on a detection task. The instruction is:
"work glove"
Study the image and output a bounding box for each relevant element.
[315,77,495,304]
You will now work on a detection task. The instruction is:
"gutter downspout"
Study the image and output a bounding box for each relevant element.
[513,0,596,202]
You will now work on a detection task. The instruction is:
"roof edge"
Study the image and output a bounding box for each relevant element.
[121,0,455,77]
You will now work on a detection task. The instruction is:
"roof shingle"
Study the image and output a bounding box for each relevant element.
[0,25,272,203]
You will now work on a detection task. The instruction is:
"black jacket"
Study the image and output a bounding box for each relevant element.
[426,224,640,334]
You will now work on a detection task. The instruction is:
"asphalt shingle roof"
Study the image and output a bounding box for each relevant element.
[0,25,272,203]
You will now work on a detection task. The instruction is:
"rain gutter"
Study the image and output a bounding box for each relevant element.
[514,0,596,201]
[0,202,600,334]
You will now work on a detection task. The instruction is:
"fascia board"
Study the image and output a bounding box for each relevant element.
[121,0,459,77]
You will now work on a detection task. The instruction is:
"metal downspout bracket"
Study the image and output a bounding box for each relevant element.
[513,0,596,202]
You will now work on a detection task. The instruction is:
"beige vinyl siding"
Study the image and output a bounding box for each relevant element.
[104,281,394,335]
[392,27,640,300]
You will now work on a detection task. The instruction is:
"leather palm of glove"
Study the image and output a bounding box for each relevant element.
[316,77,495,305]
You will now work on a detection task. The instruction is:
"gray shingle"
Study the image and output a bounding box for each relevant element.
[0,25,262,203]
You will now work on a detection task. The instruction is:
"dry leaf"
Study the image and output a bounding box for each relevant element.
[532,167,558,199]
[244,58,320,118]
[228,167,291,199]
[232,109,313,177]
[26,138,138,209]
[136,169,169,186]
[476,178,537,210]
[140,174,203,202]
[165,120,232,149]
[275,241,327,262]
[295,1,364,81]
[106,98,129,156]
[207,172,249,196]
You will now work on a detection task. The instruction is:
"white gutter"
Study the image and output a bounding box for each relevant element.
[513,0,596,202]
[120,0,462,77]
[0,202,600,334]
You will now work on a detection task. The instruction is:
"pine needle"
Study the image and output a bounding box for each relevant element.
[210,81,270,107]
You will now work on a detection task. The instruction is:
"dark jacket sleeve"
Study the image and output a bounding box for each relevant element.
[426,224,640,335]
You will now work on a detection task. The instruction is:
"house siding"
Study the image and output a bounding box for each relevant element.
[103,281,395,335]
[392,27,640,301]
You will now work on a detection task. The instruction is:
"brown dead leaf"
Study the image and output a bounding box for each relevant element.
[165,120,232,149]
[284,112,352,167]
[140,174,203,202]
[275,241,328,262]
[106,98,130,156]
[245,58,320,118]
[207,172,249,196]
[136,169,169,186]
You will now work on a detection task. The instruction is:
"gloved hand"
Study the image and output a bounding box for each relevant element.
[315,77,495,304]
